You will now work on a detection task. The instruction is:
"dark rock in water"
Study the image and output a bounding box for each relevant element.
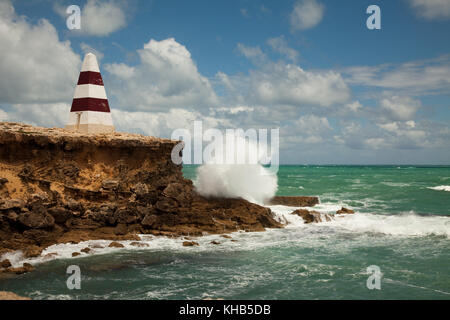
[0,259,11,268]
[269,196,319,207]
[108,241,124,248]
[130,242,149,247]
[6,263,34,274]
[210,241,220,245]
[291,209,332,224]
[336,207,355,214]
[23,245,43,258]
[80,247,91,254]
[183,241,199,247]
[221,235,232,239]
[72,252,81,257]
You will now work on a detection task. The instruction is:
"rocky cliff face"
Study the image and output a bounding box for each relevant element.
[0,122,282,261]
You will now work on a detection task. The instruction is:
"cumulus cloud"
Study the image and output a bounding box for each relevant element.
[0,0,80,104]
[227,43,350,110]
[267,36,300,63]
[105,38,219,112]
[55,0,127,36]
[247,63,350,108]
[408,0,450,20]
[290,0,325,31]
[3,103,71,128]
[380,96,421,121]
[342,55,450,95]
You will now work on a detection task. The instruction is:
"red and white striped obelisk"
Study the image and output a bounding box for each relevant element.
[65,53,114,133]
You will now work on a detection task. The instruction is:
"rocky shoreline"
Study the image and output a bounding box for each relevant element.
[0,122,353,276]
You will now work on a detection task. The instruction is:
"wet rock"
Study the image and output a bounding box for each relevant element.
[80,247,91,254]
[221,235,232,239]
[336,207,355,214]
[210,241,220,245]
[183,241,199,247]
[23,245,43,258]
[0,259,11,268]
[130,242,149,248]
[291,209,327,224]
[8,263,34,274]
[108,241,124,248]
[72,252,81,257]
[269,196,319,207]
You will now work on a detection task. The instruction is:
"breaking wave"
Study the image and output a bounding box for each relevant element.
[427,185,450,192]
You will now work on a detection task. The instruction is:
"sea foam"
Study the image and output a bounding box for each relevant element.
[427,185,450,192]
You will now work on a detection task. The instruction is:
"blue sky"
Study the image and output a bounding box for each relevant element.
[1,0,450,164]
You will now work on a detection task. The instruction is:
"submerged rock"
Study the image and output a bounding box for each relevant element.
[336,207,355,214]
[291,209,333,224]
[182,241,199,247]
[108,241,124,248]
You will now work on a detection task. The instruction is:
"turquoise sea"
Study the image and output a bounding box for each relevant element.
[1,165,449,299]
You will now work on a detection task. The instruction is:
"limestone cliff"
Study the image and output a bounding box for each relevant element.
[0,122,282,262]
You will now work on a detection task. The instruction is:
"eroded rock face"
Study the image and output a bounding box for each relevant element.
[0,122,282,272]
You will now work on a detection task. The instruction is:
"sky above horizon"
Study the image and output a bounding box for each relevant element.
[0,0,449,164]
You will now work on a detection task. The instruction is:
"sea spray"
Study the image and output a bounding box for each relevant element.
[195,164,277,204]
[194,132,278,204]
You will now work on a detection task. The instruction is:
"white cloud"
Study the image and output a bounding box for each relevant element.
[4,103,71,128]
[56,0,127,36]
[105,38,219,112]
[290,0,325,31]
[380,96,421,121]
[80,43,104,61]
[0,0,80,104]
[267,36,300,63]
[342,55,450,95]
[237,43,267,65]
[247,63,350,107]
[408,0,450,20]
